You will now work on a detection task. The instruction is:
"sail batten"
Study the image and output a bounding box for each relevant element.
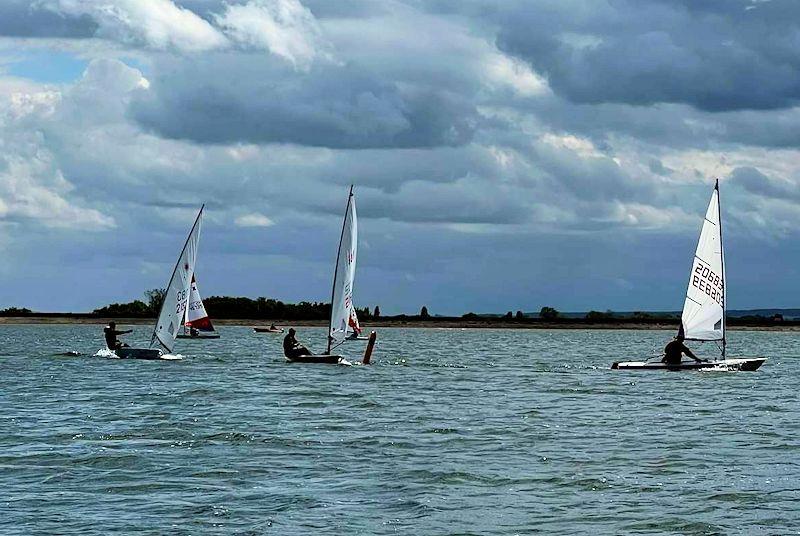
[680,183,724,342]
[151,206,203,352]
[327,186,357,353]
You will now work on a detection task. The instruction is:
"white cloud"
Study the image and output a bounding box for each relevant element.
[0,156,115,229]
[45,0,228,52]
[483,52,549,97]
[234,213,275,227]
[215,0,327,69]
[41,0,327,67]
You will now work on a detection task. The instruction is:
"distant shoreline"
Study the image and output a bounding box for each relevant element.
[1,316,798,331]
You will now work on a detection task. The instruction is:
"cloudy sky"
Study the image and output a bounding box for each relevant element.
[0,0,799,314]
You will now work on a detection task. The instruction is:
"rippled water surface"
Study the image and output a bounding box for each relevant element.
[2,325,799,535]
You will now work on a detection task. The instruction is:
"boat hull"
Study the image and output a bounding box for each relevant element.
[254,328,284,333]
[116,347,164,360]
[176,333,220,339]
[611,357,766,371]
[285,354,343,364]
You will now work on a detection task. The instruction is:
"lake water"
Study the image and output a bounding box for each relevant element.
[2,325,798,535]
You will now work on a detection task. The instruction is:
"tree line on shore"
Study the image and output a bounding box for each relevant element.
[0,293,792,326]
[89,290,375,321]
[88,293,666,322]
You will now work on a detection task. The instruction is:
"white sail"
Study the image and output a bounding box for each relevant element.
[184,275,214,332]
[153,206,203,352]
[681,183,724,342]
[328,187,357,352]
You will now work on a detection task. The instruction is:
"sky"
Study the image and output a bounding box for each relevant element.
[0,0,799,315]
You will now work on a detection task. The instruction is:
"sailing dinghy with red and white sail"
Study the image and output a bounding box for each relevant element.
[612,181,765,371]
[177,275,220,339]
[345,306,368,340]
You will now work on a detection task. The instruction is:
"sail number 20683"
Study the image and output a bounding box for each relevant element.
[692,261,724,306]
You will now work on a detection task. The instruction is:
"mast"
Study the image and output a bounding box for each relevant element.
[183,288,189,335]
[716,179,726,359]
[150,204,205,351]
[326,185,354,354]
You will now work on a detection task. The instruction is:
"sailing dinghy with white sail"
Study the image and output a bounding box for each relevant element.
[612,181,765,371]
[113,206,204,359]
[287,186,364,364]
[177,275,220,339]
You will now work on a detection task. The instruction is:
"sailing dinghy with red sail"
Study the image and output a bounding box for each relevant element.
[345,306,368,340]
[177,275,220,339]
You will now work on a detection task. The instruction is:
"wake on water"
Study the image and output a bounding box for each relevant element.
[698,363,739,373]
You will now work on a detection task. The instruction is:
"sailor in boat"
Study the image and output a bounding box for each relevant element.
[283,328,311,359]
[662,334,704,366]
[189,327,199,337]
[104,321,132,351]
[345,308,362,340]
[269,323,279,331]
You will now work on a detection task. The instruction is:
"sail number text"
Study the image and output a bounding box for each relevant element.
[692,261,724,306]
[175,289,188,315]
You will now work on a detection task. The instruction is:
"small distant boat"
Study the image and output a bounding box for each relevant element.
[114,206,204,359]
[254,326,284,333]
[286,186,364,364]
[176,275,220,339]
[613,181,765,371]
[345,307,368,340]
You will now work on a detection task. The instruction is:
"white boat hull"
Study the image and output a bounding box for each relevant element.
[285,354,345,365]
[612,357,766,371]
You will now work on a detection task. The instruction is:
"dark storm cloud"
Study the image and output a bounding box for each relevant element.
[358,179,530,224]
[488,0,800,112]
[729,166,800,202]
[130,55,477,149]
[516,94,800,152]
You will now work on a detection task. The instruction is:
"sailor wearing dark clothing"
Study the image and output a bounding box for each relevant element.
[662,335,703,365]
[283,328,311,358]
[104,321,132,350]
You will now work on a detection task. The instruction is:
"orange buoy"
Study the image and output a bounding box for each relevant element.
[362,331,377,364]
